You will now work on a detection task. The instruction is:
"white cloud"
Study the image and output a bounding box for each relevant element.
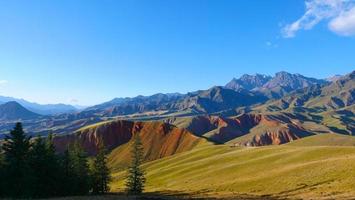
[329,7,355,35]
[0,80,8,86]
[282,0,355,38]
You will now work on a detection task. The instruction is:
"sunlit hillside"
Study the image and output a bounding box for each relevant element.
[109,134,355,199]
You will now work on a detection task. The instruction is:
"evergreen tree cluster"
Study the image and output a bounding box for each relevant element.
[0,122,111,198]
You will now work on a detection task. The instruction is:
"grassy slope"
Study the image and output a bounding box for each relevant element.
[288,133,355,146]
[110,135,355,199]
[108,135,208,172]
[73,119,209,171]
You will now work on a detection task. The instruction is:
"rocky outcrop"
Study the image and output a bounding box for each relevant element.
[234,125,312,147]
[172,113,313,146]
[250,130,299,146]
[225,74,271,91]
[53,120,204,160]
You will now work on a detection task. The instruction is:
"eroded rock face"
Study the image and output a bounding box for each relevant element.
[240,129,304,147]
[53,120,203,159]
[232,114,313,146]
[53,120,136,155]
[172,113,313,146]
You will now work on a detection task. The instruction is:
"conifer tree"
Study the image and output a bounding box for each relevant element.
[59,148,75,196]
[2,122,33,197]
[125,133,146,194]
[45,132,57,160]
[44,132,62,196]
[29,133,61,197]
[91,140,111,194]
[30,136,49,197]
[69,142,91,195]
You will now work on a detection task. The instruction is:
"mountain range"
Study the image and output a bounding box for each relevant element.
[0,101,41,120]
[82,71,328,117]
[0,71,331,120]
[0,70,354,199]
[0,71,353,142]
[0,95,79,115]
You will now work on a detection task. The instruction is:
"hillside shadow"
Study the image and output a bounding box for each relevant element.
[103,191,286,200]
[34,190,287,200]
[329,126,349,135]
[308,113,323,122]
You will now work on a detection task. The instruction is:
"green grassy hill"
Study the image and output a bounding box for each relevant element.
[288,133,355,146]
[109,138,355,199]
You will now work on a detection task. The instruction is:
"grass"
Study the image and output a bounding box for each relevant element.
[39,192,280,200]
[109,139,355,199]
[77,120,114,132]
[288,133,355,146]
[321,113,347,131]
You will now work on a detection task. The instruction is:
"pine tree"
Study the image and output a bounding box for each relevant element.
[69,142,91,195]
[29,134,61,198]
[58,148,75,196]
[44,132,62,196]
[56,142,91,196]
[2,122,34,197]
[45,132,57,161]
[125,133,146,195]
[91,140,111,194]
[29,136,49,197]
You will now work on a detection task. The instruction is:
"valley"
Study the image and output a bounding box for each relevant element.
[0,71,353,138]
[2,1,355,199]
[0,70,354,199]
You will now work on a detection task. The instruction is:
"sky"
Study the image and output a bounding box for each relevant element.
[0,0,354,106]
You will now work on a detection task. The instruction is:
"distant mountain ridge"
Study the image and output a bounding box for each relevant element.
[0,101,41,120]
[84,86,267,117]
[225,71,328,98]
[0,70,353,142]
[263,71,326,90]
[0,96,78,115]
[253,71,355,134]
[85,71,328,117]
[225,74,272,91]
[86,93,185,114]
[0,71,339,118]
[260,71,354,111]
[326,75,343,82]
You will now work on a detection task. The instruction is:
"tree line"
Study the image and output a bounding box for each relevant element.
[0,122,146,198]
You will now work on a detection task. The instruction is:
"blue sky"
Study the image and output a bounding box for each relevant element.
[0,0,354,105]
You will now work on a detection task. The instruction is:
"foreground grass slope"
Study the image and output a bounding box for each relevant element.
[110,134,355,199]
[288,133,355,146]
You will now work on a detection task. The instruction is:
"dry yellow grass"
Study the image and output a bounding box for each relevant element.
[109,139,355,200]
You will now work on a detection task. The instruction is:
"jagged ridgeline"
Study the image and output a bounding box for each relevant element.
[0,70,354,199]
[0,71,353,139]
